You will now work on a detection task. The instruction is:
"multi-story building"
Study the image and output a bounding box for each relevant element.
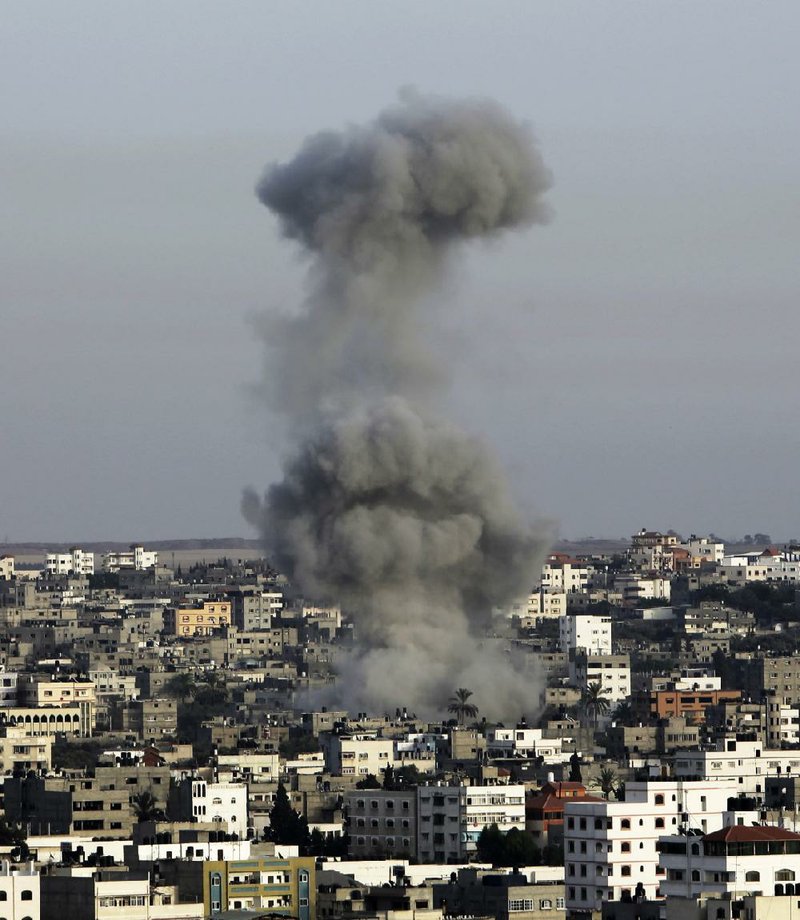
[560,614,612,656]
[563,778,737,916]
[44,549,94,577]
[228,588,283,631]
[649,688,741,724]
[164,601,232,637]
[320,732,395,778]
[486,727,565,764]
[111,698,177,742]
[204,856,314,920]
[416,783,526,863]
[345,789,417,859]
[17,676,96,735]
[672,738,800,801]
[572,654,631,705]
[101,545,157,572]
[0,725,52,773]
[0,669,18,706]
[0,556,15,581]
[0,705,85,737]
[169,777,249,836]
[658,824,800,899]
[0,861,40,920]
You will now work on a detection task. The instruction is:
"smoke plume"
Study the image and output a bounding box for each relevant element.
[245,92,553,719]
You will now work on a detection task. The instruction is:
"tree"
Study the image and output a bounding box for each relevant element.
[596,766,617,799]
[611,700,635,726]
[448,688,479,726]
[132,790,164,822]
[477,823,541,867]
[163,673,198,703]
[266,783,310,847]
[580,681,611,728]
[355,773,382,790]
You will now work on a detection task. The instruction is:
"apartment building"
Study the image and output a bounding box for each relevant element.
[486,727,565,764]
[164,601,232,637]
[563,778,737,916]
[650,688,741,724]
[416,783,526,863]
[169,777,249,836]
[0,725,52,773]
[17,676,96,735]
[101,546,158,572]
[572,654,631,705]
[44,549,94,577]
[320,732,395,778]
[345,789,417,859]
[541,555,591,594]
[658,824,800,899]
[204,856,314,920]
[0,557,14,581]
[0,861,40,920]
[560,614,612,655]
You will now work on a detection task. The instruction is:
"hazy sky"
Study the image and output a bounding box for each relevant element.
[2,1,799,543]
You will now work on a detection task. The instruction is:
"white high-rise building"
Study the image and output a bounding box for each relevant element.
[101,545,157,572]
[560,613,612,655]
[563,778,737,916]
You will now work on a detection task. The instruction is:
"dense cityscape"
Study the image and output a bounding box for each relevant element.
[0,529,799,920]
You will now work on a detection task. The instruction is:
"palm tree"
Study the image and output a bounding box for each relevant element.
[163,672,197,704]
[595,765,617,799]
[132,790,163,822]
[611,699,635,725]
[448,688,479,726]
[580,681,611,729]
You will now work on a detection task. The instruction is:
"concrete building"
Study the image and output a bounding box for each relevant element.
[204,856,314,920]
[658,824,800,899]
[416,783,526,863]
[320,732,395,778]
[111,698,177,743]
[101,546,158,573]
[17,677,96,736]
[345,789,417,859]
[560,614,612,656]
[169,777,249,837]
[0,725,52,773]
[432,868,565,920]
[0,556,16,581]
[44,549,94,577]
[0,861,40,920]
[563,778,738,915]
[164,601,232,637]
[572,654,631,705]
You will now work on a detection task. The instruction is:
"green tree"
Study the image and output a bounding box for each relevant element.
[132,790,164,822]
[448,688,479,726]
[163,673,198,703]
[355,773,382,789]
[580,681,611,728]
[596,766,617,799]
[611,700,634,725]
[477,824,541,867]
[266,783,310,847]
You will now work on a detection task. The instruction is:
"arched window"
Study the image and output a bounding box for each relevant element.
[621,842,631,853]
[745,871,760,882]
[655,794,664,805]
[776,870,796,882]
[621,819,631,830]
[655,818,665,829]
[775,885,785,896]
[621,866,631,877]
[20,892,33,901]
[0,893,7,902]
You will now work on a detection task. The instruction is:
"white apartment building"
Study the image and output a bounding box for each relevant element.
[613,573,672,604]
[528,591,567,619]
[101,545,158,572]
[0,861,40,920]
[541,558,590,594]
[766,698,800,748]
[672,738,800,800]
[321,733,395,778]
[0,556,15,580]
[659,824,800,899]
[44,548,94,577]
[570,654,631,705]
[17,677,96,736]
[416,784,525,863]
[560,614,612,655]
[563,778,737,916]
[486,728,566,764]
[172,778,249,836]
[0,726,52,773]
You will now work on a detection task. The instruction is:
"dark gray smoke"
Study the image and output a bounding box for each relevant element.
[245,92,553,719]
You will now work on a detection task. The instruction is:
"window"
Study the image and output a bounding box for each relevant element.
[655,818,665,828]
[745,871,760,882]
[655,794,664,805]
[20,892,33,902]
[621,866,631,877]
[621,842,631,853]
[621,819,631,830]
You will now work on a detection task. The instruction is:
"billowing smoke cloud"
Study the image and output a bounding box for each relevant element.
[245,92,553,719]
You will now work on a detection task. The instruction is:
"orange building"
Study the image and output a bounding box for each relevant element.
[649,688,741,723]
[165,600,232,636]
[526,781,604,846]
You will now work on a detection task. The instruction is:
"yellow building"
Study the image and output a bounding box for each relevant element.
[166,601,232,637]
[204,857,315,920]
